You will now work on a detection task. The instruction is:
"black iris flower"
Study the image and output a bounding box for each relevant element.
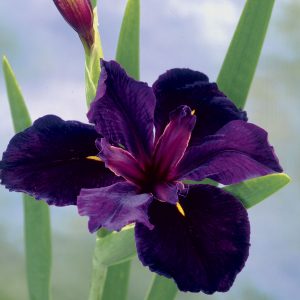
[0,60,282,293]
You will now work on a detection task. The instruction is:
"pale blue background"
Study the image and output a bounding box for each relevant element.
[0,1,299,299]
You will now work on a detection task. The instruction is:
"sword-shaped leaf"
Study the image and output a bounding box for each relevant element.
[2,56,52,300]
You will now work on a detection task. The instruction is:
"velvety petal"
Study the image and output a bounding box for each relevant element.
[78,182,153,232]
[175,120,282,184]
[97,138,145,186]
[87,60,156,162]
[152,106,196,180]
[135,185,250,293]
[0,115,119,206]
[153,181,184,204]
[153,68,247,143]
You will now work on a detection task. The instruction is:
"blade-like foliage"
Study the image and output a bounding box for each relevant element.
[145,275,178,300]
[2,57,31,130]
[224,173,290,209]
[217,0,275,109]
[91,0,97,9]
[101,262,131,300]
[2,56,52,300]
[116,0,140,79]
[96,227,136,266]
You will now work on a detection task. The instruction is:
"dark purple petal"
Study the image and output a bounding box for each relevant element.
[135,185,250,293]
[175,120,282,184]
[152,106,196,180]
[88,60,156,162]
[153,68,247,143]
[78,182,153,232]
[97,138,145,185]
[0,115,119,206]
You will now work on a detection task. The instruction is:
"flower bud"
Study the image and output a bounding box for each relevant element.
[53,0,95,48]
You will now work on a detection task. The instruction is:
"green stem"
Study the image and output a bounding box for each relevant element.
[88,231,109,300]
[102,262,131,300]
[84,7,104,106]
[88,269,107,300]
[88,263,107,300]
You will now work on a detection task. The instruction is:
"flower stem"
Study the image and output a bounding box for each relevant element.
[88,261,107,300]
[83,7,103,106]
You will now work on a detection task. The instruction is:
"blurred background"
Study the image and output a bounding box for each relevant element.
[0,0,299,299]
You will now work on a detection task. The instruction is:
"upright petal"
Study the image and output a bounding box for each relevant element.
[88,60,156,162]
[135,185,250,293]
[152,106,196,179]
[78,182,153,232]
[153,68,247,143]
[0,115,119,206]
[175,120,282,184]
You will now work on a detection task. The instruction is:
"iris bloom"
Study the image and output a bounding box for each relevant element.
[0,60,282,293]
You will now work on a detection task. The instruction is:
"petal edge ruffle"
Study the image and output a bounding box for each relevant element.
[153,68,247,143]
[135,185,250,293]
[0,115,119,206]
[78,182,153,232]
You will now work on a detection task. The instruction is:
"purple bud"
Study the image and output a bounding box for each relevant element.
[53,0,95,48]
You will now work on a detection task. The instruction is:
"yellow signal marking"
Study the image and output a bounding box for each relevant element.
[176,202,186,217]
[86,156,102,162]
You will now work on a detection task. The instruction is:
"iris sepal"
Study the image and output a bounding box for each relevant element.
[135,184,250,293]
[78,182,153,232]
[0,115,119,206]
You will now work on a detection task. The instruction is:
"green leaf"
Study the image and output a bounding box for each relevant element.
[216,1,290,206]
[88,228,135,300]
[88,262,107,300]
[145,275,178,300]
[23,195,52,300]
[88,228,133,300]
[2,56,31,131]
[116,0,140,79]
[217,0,275,109]
[101,262,131,300]
[91,0,97,9]
[94,226,136,266]
[224,173,290,209]
[2,56,52,300]
[183,178,218,186]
